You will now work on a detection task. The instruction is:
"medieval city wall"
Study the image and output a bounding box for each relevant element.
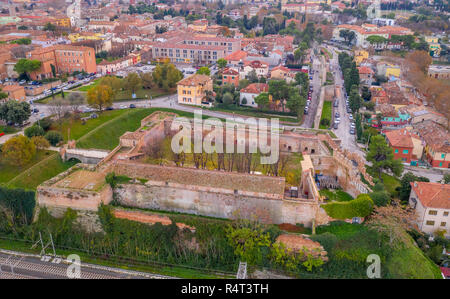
[113,181,323,226]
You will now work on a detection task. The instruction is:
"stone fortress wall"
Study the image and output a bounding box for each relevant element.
[35,112,371,231]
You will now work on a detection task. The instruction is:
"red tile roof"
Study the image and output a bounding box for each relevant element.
[410,182,450,209]
[385,129,414,148]
[240,83,268,94]
[225,50,248,62]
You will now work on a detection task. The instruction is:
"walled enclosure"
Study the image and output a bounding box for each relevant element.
[35,112,371,230]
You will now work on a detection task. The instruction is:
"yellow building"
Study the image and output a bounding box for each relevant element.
[354,50,369,66]
[68,32,104,43]
[55,17,71,28]
[425,36,441,57]
[385,64,401,78]
[177,74,213,106]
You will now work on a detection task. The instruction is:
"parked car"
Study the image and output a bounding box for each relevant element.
[129,104,136,108]
[349,129,355,135]
[105,106,114,111]
[333,122,339,129]
[349,114,353,120]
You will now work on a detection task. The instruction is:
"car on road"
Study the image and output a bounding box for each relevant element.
[129,104,136,108]
[349,114,353,120]
[106,106,114,111]
[335,112,340,118]
[334,118,340,123]
[333,100,338,107]
[32,108,39,113]
[349,129,355,135]
[333,122,339,129]
[120,105,127,109]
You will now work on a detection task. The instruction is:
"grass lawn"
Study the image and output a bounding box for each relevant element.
[319,101,332,129]
[58,109,130,141]
[208,106,299,124]
[75,78,101,92]
[76,109,155,150]
[6,153,77,190]
[380,172,401,197]
[0,150,55,185]
[320,189,354,202]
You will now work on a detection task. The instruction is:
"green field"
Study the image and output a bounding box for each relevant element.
[75,78,101,91]
[7,153,77,190]
[0,150,55,185]
[381,172,401,197]
[319,101,332,129]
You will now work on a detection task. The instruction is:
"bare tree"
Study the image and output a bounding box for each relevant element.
[49,98,70,128]
[67,92,85,113]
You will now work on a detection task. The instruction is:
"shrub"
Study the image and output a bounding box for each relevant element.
[2,135,36,166]
[0,186,36,225]
[39,117,53,131]
[322,194,374,219]
[310,232,338,252]
[31,136,50,150]
[24,125,45,138]
[45,130,63,146]
[369,190,391,206]
[320,118,330,127]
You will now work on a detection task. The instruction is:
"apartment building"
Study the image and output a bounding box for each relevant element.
[409,182,450,237]
[53,45,96,74]
[27,45,96,78]
[177,74,213,106]
[152,42,227,65]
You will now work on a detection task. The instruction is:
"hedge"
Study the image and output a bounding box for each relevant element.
[322,194,374,220]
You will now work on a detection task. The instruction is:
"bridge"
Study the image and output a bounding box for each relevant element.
[61,148,110,164]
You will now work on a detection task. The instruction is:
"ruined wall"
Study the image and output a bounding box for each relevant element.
[34,205,103,232]
[113,181,324,226]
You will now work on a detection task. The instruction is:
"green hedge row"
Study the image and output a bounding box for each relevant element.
[0,186,36,225]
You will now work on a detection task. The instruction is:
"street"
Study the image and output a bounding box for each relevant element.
[301,47,323,129]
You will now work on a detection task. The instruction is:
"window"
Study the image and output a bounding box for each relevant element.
[439,162,443,167]
[441,222,446,227]
[403,149,408,154]
[425,220,435,226]
[429,210,438,215]
[395,149,399,153]
[444,211,449,217]
[442,154,445,159]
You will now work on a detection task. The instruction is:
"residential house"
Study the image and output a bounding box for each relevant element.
[409,182,450,237]
[224,50,248,66]
[358,66,374,86]
[242,60,269,78]
[270,65,295,83]
[222,68,240,87]
[413,120,450,169]
[354,49,369,66]
[385,128,422,165]
[177,74,213,106]
[239,83,269,108]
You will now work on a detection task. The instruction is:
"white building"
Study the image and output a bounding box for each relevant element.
[409,182,450,238]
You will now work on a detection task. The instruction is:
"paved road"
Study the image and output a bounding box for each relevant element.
[301,47,324,128]
[327,45,365,156]
[0,250,173,279]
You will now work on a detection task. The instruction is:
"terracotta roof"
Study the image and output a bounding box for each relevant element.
[240,83,268,94]
[177,74,211,86]
[222,68,239,75]
[385,129,414,148]
[358,66,374,75]
[410,182,450,209]
[413,121,450,153]
[225,50,248,62]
